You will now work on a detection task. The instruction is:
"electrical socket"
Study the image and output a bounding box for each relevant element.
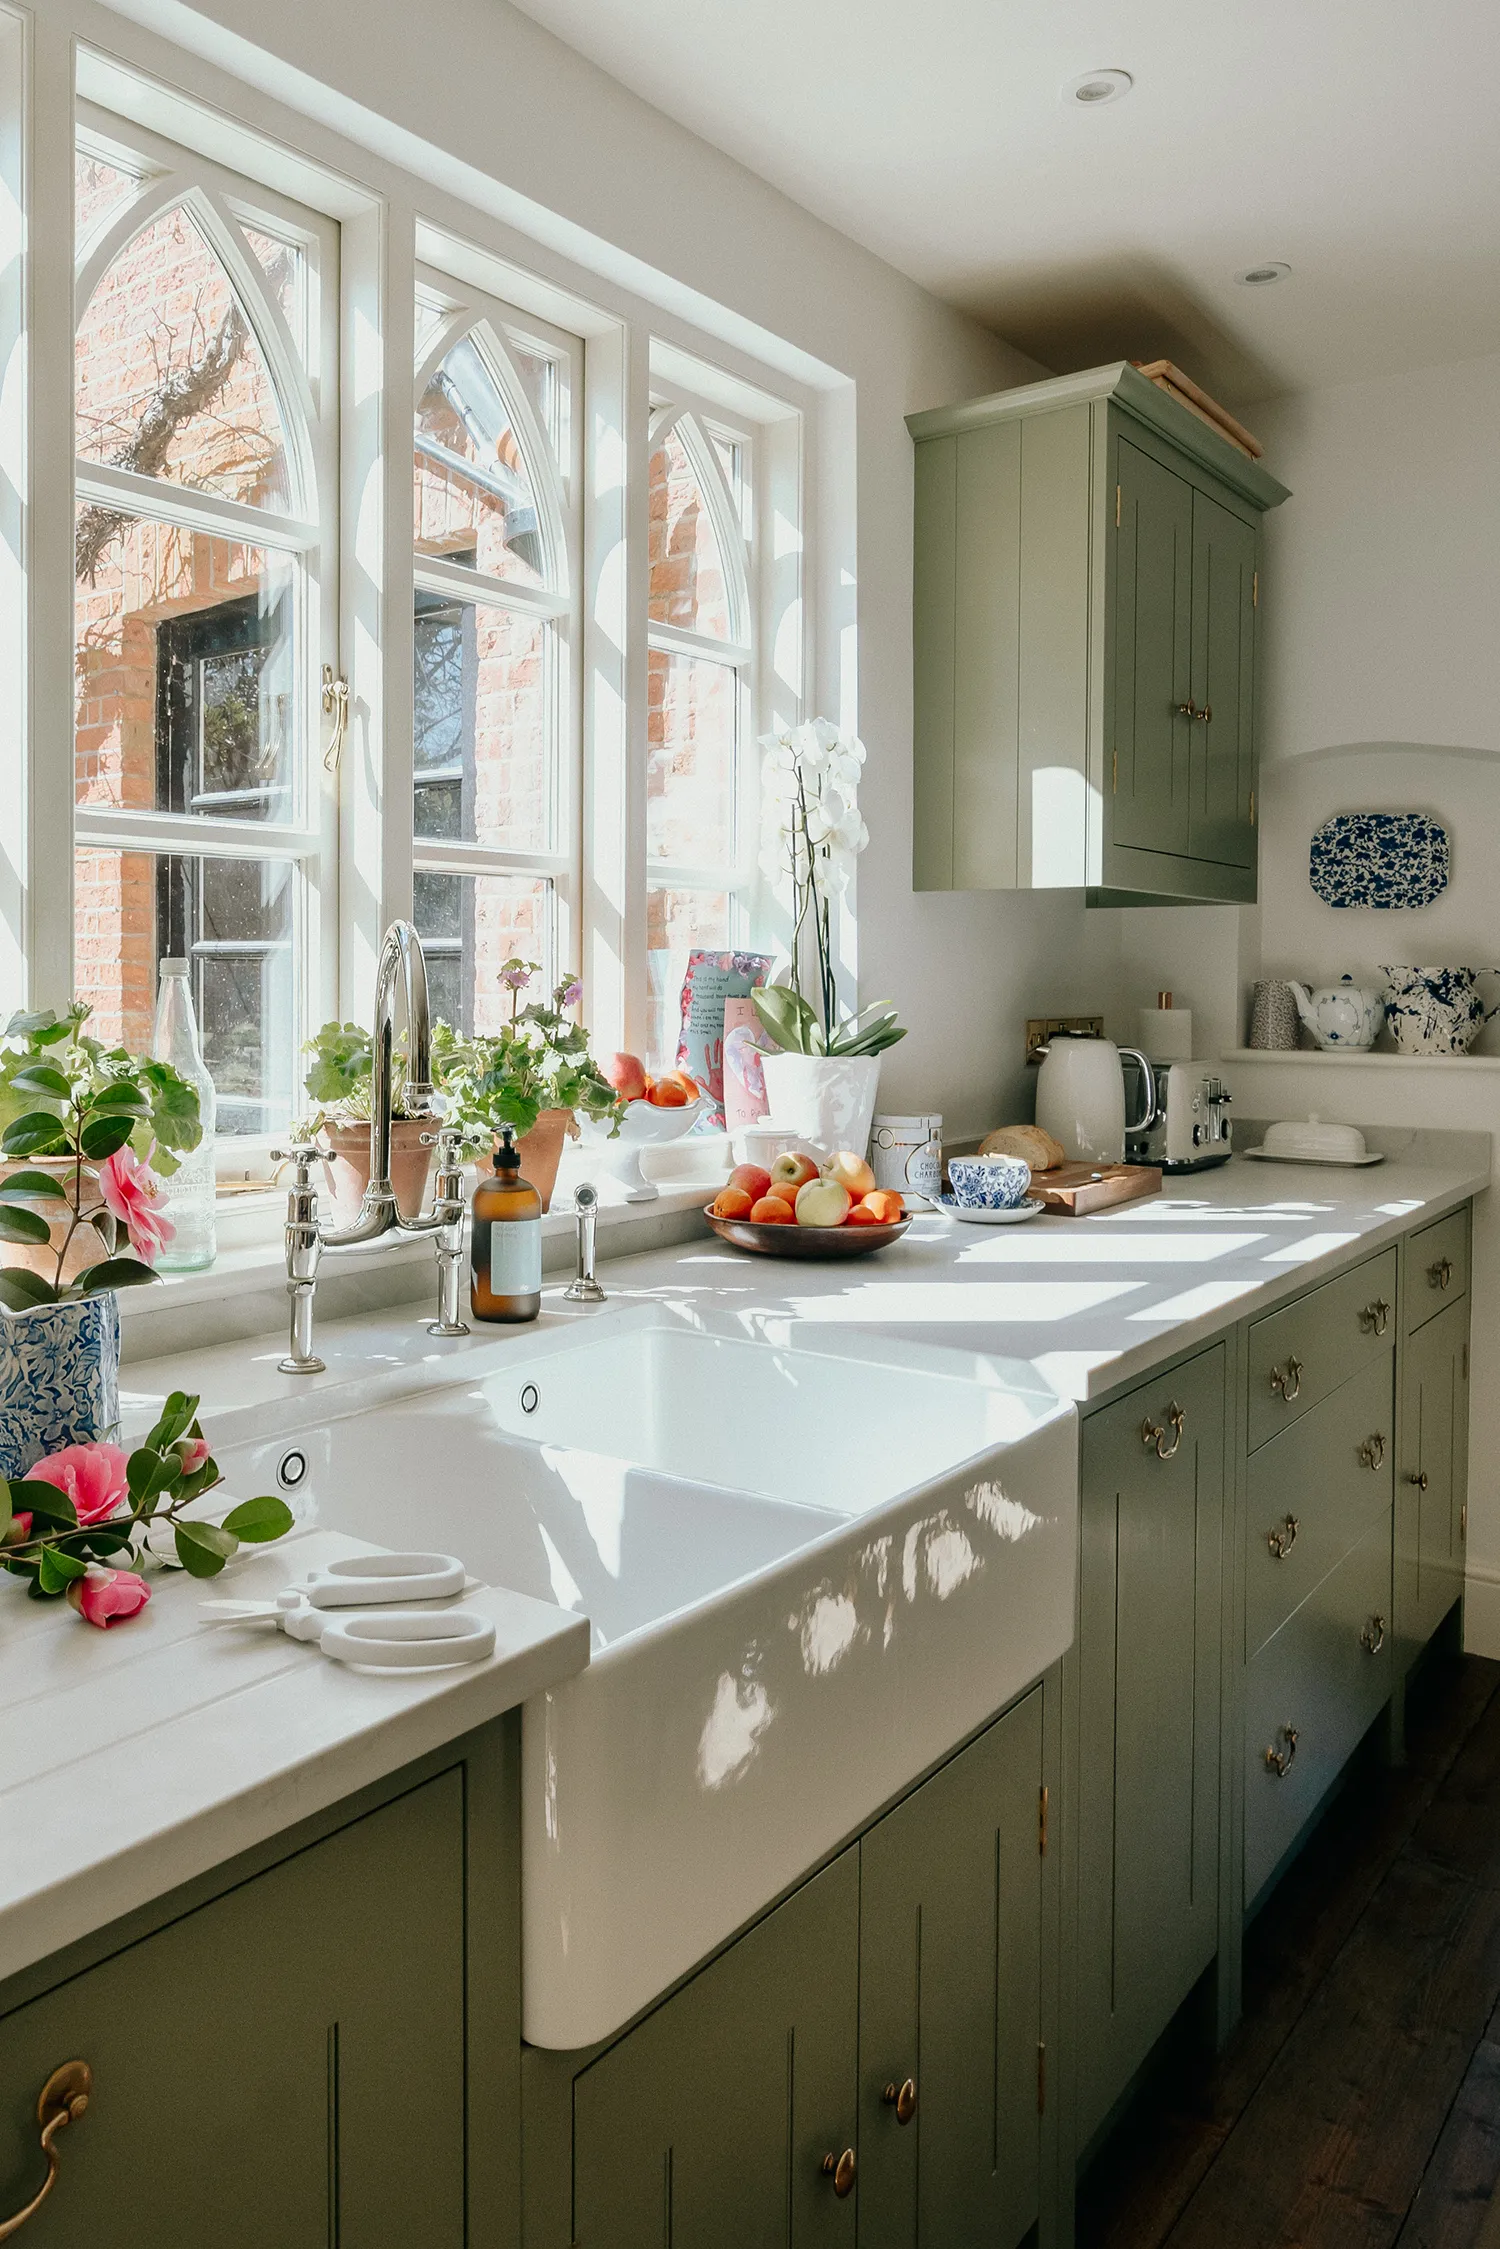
[1025,1016,1104,1066]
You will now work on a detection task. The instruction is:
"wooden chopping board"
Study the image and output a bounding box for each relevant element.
[1029,1162,1162,1215]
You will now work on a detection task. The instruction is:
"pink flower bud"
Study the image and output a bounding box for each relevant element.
[67,1566,151,1628]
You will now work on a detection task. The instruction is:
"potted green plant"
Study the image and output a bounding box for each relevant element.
[296,1020,435,1225]
[433,963,622,1210]
[0,1005,202,1479]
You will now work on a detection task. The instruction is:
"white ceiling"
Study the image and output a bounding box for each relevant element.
[505,0,1500,407]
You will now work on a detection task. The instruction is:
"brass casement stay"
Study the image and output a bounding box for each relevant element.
[1039,1785,1049,1857]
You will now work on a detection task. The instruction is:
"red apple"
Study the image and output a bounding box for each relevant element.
[823,1149,876,1198]
[606,1051,648,1102]
[770,1150,819,1193]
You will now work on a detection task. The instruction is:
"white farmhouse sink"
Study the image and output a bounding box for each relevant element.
[219,1304,1076,2048]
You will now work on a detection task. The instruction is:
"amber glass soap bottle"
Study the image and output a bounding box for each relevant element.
[470,1125,542,1323]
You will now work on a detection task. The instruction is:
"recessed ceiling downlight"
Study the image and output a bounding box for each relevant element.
[1064,68,1133,106]
[1236,261,1292,287]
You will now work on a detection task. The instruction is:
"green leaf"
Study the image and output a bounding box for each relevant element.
[0,1169,68,1200]
[69,1258,160,1295]
[2,1110,69,1157]
[4,1009,58,1039]
[126,1447,181,1503]
[7,1064,71,1099]
[87,1082,151,1115]
[136,1062,202,1154]
[9,1479,76,1528]
[751,983,821,1055]
[0,1204,51,1245]
[0,1484,9,1544]
[37,1544,88,1593]
[174,1520,238,1576]
[0,1268,59,1310]
[147,1392,199,1453]
[78,1523,134,1559]
[78,1112,135,1161]
[221,1494,295,1544]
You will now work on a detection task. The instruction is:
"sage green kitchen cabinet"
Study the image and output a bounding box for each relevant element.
[571,1851,860,2248]
[0,1773,469,2249]
[908,361,1288,906]
[858,1687,1045,2249]
[1075,1345,1225,2149]
[1398,1294,1470,1655]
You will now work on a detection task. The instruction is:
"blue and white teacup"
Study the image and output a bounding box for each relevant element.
[947,1154,1031,1210]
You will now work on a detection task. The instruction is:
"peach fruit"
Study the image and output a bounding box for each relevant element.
[710,1187,753,1220]
[749,1195,794,1223]
[647,1079,689,1107]
[605,1052,648,1102]
[860,1189,904,1225]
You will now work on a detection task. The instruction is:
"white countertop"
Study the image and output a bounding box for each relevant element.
[4,1127,1485,1991]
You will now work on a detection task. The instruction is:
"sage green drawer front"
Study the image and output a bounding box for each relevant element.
[1247,1246,1397,1451]
[1245,1354,1395,1660]
[1244,1507,1393,1905]
[1406,1207,1469,1333]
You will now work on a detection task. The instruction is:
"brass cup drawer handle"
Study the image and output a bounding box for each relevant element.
[1409,1469,1430,1492]
[0,2062,92,2241]
[1265,1723,1298,1779]
[1358,1432,1387,1471]
[883,2077,918,2125]
[1361,1613,1387,1656]
[1430,1256,1454,1292]
[1267,1514,1300,1560]
[1359,1299,1391,1336]
[1141,1401,1185,1459]
[821,2147,856,2197]
[1269,1354,1304,1401]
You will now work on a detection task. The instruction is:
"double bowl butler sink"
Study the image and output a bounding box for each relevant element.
[221,1303,1077,2048]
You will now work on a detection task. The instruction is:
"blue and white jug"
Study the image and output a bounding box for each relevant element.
[1381,965,1500,1056]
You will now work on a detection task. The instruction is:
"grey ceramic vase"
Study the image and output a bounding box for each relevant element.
[0,1292,121,1480]
[1248,981,1302,1051]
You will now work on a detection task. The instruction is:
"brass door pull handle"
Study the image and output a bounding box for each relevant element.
[883,2078,918,2125]
[1270,1355,1304,1401]
[1358,1433,1387,1470]
[1360,1299,1391,1336]
[821,2147,856,2197]
[1409,1469,1430,1492]
[0,2062,92,2240]
[1267,1514,1299,1560]
[1361,1613,1387,1656]
[1141,1401,1185,1459]
[1265,1723,1298,1778]
[1430,1256,1454,1291]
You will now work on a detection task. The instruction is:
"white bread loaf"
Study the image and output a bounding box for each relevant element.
[978,1124,1067,1172]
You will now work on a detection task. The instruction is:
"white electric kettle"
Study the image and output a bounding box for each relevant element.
[1034,1033,1155,1165]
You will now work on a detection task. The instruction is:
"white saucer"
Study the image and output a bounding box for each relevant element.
[1242,1147,1386,1168]
[940,1196,1047,1225]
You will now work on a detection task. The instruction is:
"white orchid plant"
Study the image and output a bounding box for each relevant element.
[753,718,905,1060]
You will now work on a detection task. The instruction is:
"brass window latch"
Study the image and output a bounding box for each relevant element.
[322,664,350,773]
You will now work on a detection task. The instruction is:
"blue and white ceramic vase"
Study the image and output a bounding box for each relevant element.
[0,1292,121,1481]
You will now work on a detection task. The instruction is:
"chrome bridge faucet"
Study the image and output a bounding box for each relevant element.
[272,920,469,1374]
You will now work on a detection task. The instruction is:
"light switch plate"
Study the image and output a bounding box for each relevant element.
[1025,1016,1104,1066]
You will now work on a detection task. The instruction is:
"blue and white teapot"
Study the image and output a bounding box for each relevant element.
[1287,975,1384,1051]
[1381,964,1500,1056]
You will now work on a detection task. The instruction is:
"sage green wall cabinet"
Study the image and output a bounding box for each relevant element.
[858,1687,1045,2249]
[907,362,1289,906]
[0,1774,470,2249]
[1398,1295,1469,1656]
[573,1852,859,2248]
[1075,1346,1225,2148]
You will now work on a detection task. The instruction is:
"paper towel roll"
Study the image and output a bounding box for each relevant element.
[1138,1006,1193,1061]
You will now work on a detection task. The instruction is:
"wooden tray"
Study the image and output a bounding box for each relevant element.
[1028,1163,1162,1215]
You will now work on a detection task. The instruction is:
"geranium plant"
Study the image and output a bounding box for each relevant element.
[1,1390,293,1622]
[753,719,906,1060]
[0,1005,202,1312]
[431,961,623,1147]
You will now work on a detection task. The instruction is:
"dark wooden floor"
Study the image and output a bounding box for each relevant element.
[1079,1647,1500,2249]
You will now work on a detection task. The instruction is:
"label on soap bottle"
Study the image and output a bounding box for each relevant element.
[491,1219,542,1295]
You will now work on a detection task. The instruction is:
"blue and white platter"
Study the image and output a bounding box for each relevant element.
[1309,812,1449,910]
[939,1196,1046,1226]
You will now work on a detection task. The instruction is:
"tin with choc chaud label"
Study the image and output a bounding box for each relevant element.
[870,1114,942,1205]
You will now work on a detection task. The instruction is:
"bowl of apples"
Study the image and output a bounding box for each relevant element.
[704,1150,910,1258]
[578,1052,711,1200]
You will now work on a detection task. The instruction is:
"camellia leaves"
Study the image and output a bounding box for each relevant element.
[1,1110,69,1158]
[221,1494,296,1544]
[0,1169,68,1200]
[7,1064,71,1100]
[8,1478,76,1528]
[0,1204,52,1245]
[37,1545,88,1594]
[126,1447,181,1503]
[147,1393,200,1453]
[174,1520,238,1576]
[78,1112,136,1161]
[87,1082,151,1115]
[69,1258,160,1295]
[0,1268,59,1311]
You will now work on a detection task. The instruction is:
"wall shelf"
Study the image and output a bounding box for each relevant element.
[1223,1046,1500,1073]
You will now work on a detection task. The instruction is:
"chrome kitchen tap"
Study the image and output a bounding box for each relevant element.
[272,920,468,1373]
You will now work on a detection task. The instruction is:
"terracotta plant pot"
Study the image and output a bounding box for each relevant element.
[512,1107,580,1214]
[316,1120,435,1228]
[0,1157,110,1289]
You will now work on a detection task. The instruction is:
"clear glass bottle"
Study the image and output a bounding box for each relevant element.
[470,1126,542,1322]
[151,958,217,1272]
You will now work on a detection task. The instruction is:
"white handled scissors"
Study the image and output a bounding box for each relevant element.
[200,1549,496,1669]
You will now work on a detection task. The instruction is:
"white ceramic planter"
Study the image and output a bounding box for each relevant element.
[760,1054,881,1156]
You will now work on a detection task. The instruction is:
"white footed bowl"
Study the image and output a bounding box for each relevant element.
[579,1097,710,1200]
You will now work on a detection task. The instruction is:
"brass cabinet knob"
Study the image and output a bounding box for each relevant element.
[883,2078,918,2125]
[1358,1433,1387,1470]
[0,2062,92,2240]
[1430,1256,1454,1291]
[1265,1723,1298,1778]
[1361,1613,1387,1656]
[821,2147,856,2197]
[1267,1513,1299,1560]
[1140,1401,1185,1459]
[1359,1298,1391,1336]
[1409,1469,1430,1492]
[1270,1354,1303,1401]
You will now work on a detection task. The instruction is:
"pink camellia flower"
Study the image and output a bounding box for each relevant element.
[67,1565,151,1628]
[27,1441,130,1527]
[174,1435,211,1475]
[98,1145,175,1262]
